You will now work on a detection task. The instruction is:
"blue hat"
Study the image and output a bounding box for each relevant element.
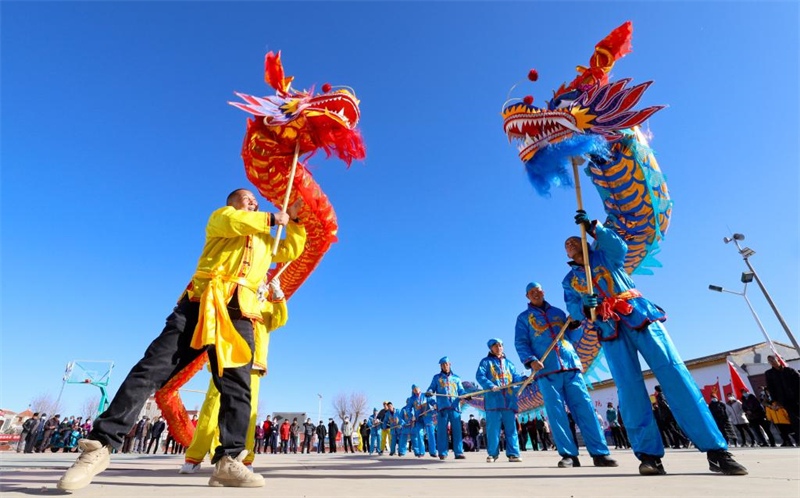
[439,356,450,364]
[373,407,378,412]
[526,282,542,293]
[412,384,418,390]
[487,338,503,349]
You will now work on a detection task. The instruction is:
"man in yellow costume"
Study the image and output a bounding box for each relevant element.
[180,275,288,473]
[57,189,305,490]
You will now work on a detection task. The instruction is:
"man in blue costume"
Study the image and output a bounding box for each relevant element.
[407,385,436,457]
[367,408,382,455]
[426,357,467,460]
[562,211,748,476]
[515,281,618,469]
[397,405,413,456]
[382,402,401,456]
[475,339,524,463]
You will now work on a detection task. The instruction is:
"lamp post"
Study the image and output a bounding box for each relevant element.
[723,233,800,356]
[709,272,783,358]
[317,393,322,423]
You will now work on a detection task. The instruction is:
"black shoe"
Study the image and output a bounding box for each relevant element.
[592,455,618,467]
[638,456,666,475]
[557,456,580,468]
[454,455,466,460]
[707,450,748,475]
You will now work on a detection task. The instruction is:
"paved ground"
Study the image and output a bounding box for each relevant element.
[1,447,798,497]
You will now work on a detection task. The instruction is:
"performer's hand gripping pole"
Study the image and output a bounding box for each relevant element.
[272,141,301,255]
[572,156,596,322]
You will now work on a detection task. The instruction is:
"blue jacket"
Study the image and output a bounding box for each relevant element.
[399,407,414,434]
[407,392,435,425]
[427,371,466,412]
[515,301,583,378]
[383,409,401,431]
[476,354,525,411]
[562,223,666,341]
[368,413,381,432]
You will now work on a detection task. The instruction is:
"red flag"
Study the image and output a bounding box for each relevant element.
[700,381,721,403]
[728,361,748,399]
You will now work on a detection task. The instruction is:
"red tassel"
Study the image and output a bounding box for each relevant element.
[321,83,332,93]
[523,95,534,105]
[528,69,539,82]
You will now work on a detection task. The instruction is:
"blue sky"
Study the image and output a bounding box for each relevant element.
[2,2,798,423]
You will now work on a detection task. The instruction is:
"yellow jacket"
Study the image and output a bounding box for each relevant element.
[185,206,306,375]
[766,404,790,425]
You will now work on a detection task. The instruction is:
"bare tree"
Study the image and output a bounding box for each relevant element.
[29,392,63,417]
[331,392,349,423]
[349,392,368,425]
[80,396,100,420]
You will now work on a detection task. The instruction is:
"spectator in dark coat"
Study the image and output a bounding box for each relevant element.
[708,396,737,445]
[765,355,800,438]
[302,418,315,454]
[327,418,339,453]
[467,414,481,452]
[27,413,46,453]
[316,421,327,453]
[19,413,39,453]
[741,388,774,446]
[147,417,166,454]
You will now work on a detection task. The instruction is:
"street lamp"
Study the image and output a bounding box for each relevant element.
[317,393,322,422]
[709,272,782,359]
[723,233,800,357]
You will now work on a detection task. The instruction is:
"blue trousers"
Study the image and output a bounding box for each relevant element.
[424,423,437,456]
[602,320,726,459]
[389,430,400,455]
[369,429,381,454]
[436,409,463,457]
[486,410,520,458]
[398,431,410,456]
[410,426,424,456]
[539,370,610,457]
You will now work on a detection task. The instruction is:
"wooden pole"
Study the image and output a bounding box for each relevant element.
[571,156,596,322]
[271,141,301,255]
[266,261,291,285]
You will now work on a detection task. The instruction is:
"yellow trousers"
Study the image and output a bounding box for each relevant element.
[381,428,390,452]
[185,374,261,465]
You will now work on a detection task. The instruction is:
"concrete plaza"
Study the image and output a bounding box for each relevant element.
[1,446,798,497]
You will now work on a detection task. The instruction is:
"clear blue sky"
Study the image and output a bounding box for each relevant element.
[2,2,798,422]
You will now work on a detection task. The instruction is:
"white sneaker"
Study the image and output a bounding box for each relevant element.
[179,462,202,474]
[245,464,253,472]
[208,450,265,488]
[56,439,111,491]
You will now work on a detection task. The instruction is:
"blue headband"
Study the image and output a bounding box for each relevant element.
[526,282,542,293]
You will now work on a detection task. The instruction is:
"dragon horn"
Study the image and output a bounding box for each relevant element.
[265,51,294,94]
[562,21,634,94]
